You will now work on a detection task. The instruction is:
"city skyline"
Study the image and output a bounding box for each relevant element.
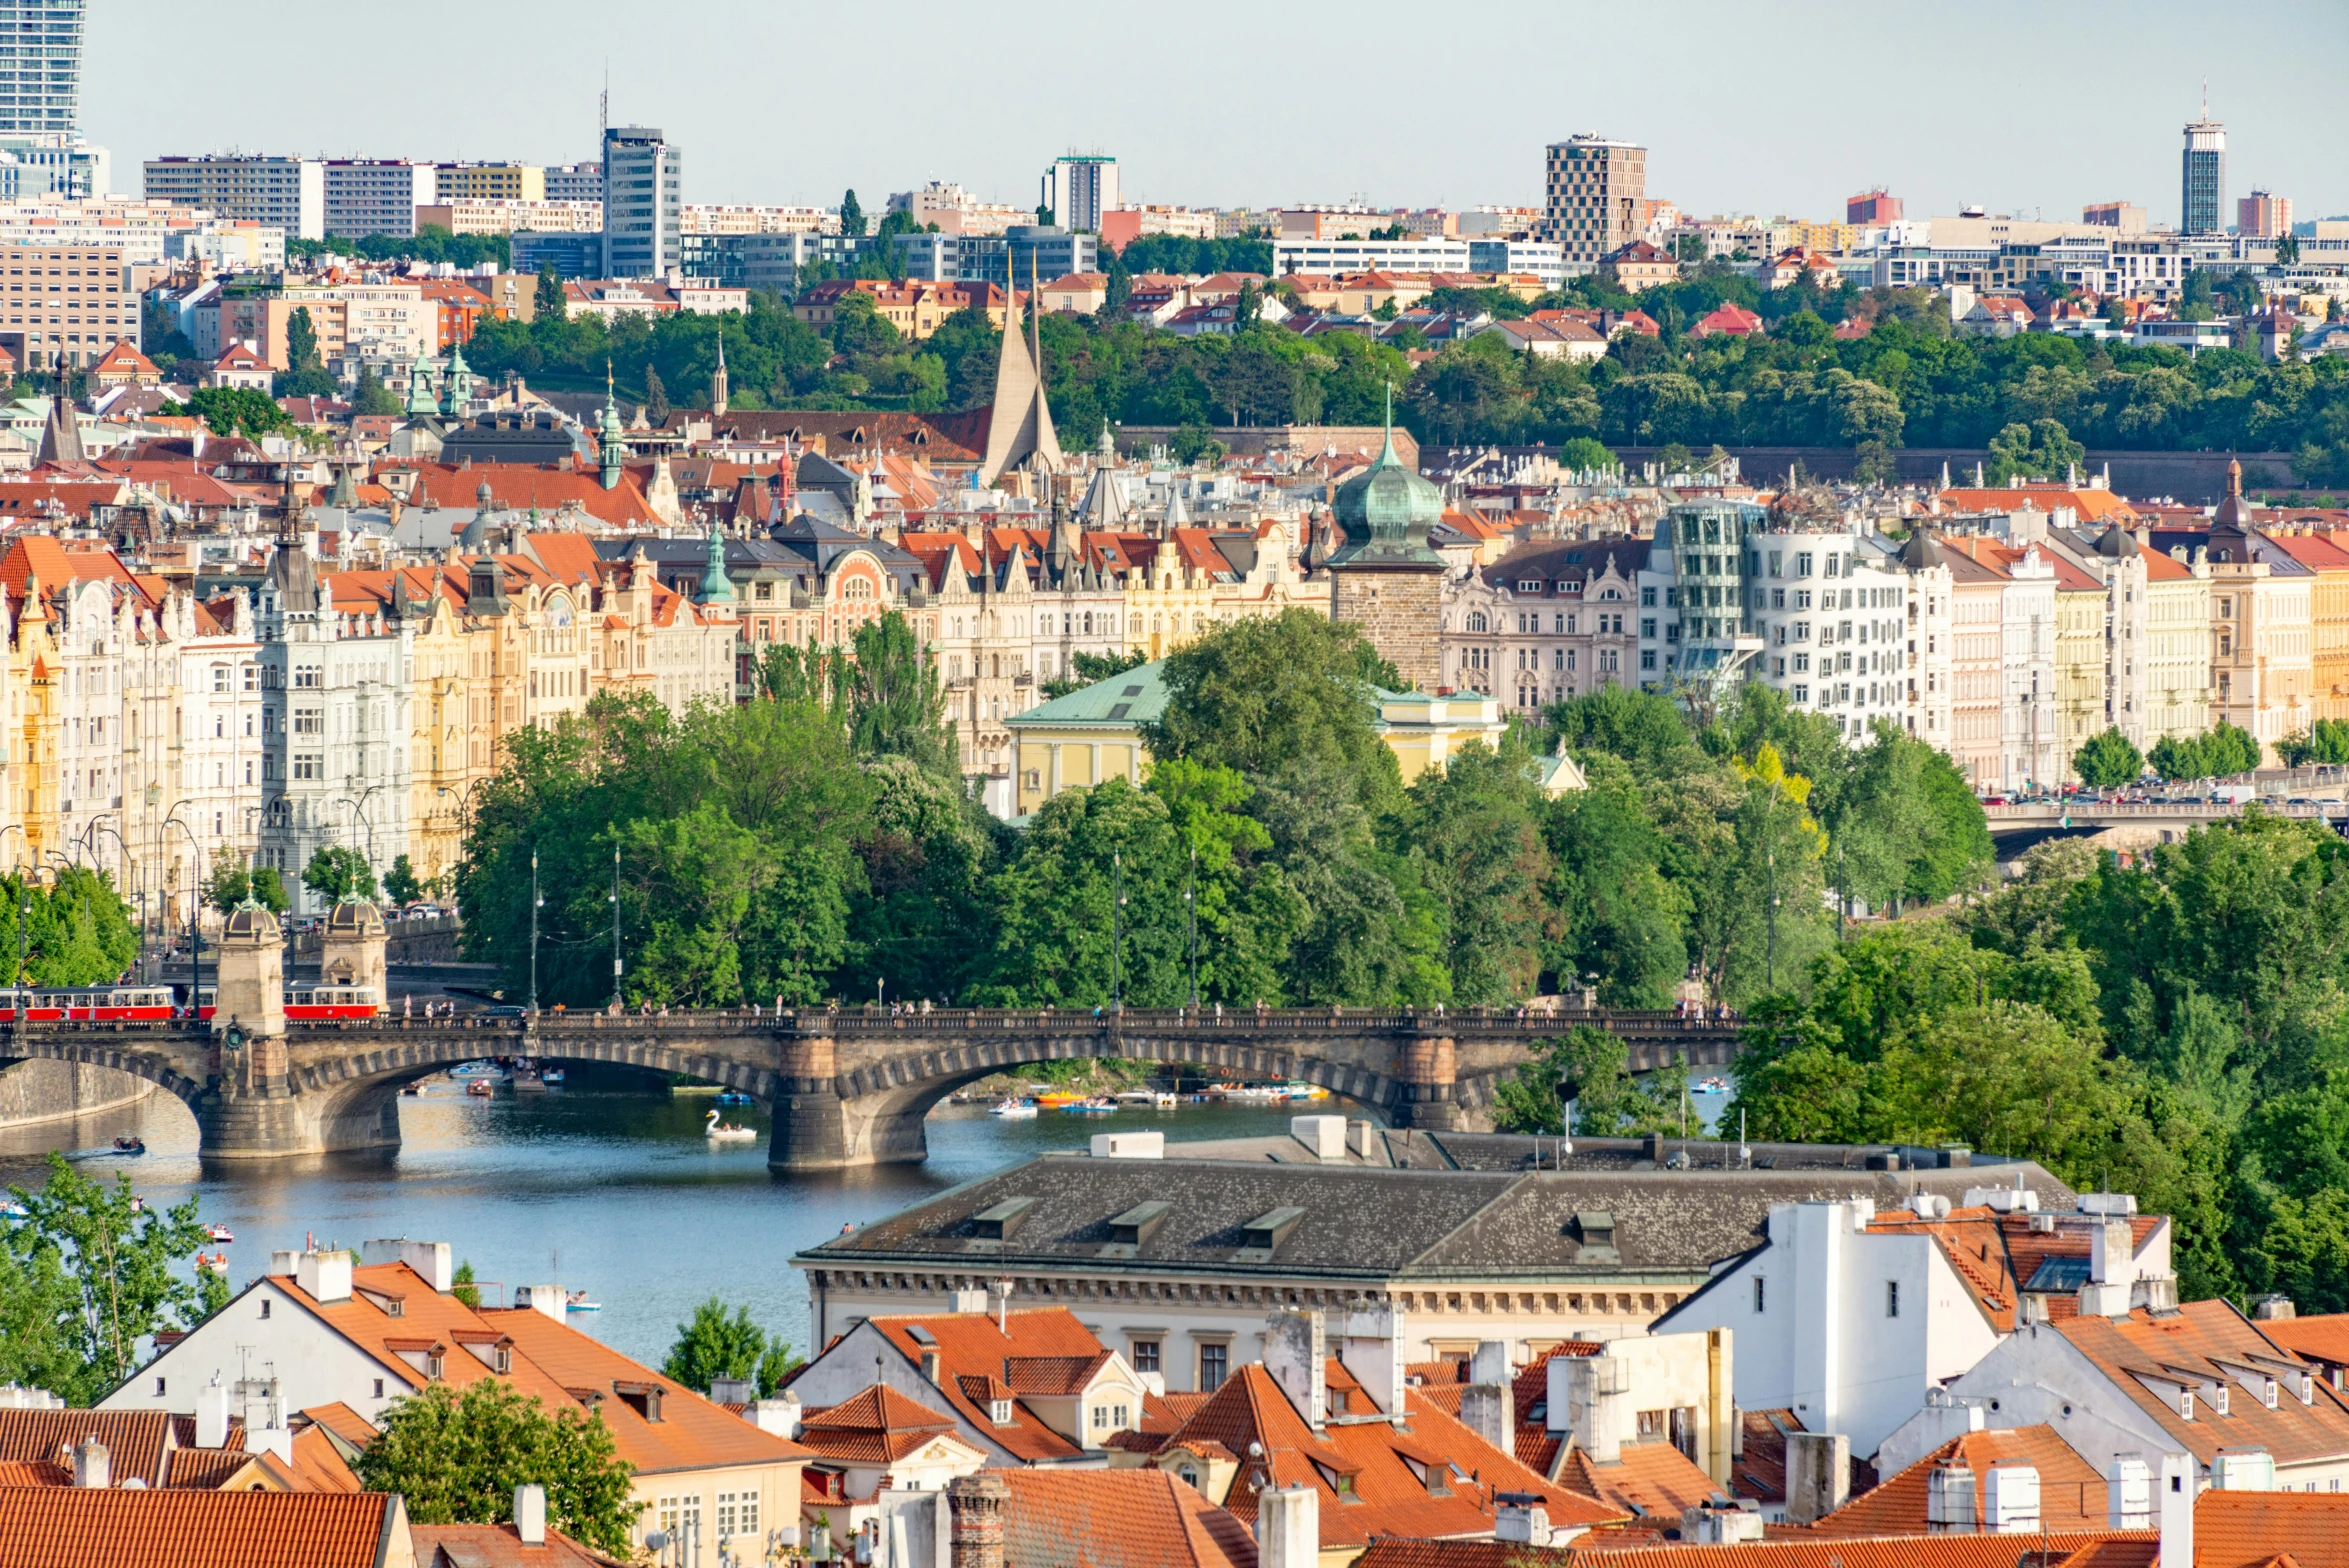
[85,0,2349,228]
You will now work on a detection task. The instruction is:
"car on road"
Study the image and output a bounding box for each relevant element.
[475,1004,529,1019]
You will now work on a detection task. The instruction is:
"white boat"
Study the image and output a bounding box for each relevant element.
[204,1224,234,1243]
[1114,1089,1156,1104]
[449,1061,506,1079]
[565,1290,601,1312]
[989,1098,1038,1119]
[1153,1093,1179,1110]
[704,1109,758,1144]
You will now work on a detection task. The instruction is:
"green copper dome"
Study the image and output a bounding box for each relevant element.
[1329,408,1443,569]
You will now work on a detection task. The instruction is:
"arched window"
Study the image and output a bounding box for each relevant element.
[1468,612,1488,633]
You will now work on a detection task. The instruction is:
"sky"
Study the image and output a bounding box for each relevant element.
[87,0,2349,229]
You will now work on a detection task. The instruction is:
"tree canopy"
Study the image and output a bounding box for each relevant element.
[355,1380,640,1555]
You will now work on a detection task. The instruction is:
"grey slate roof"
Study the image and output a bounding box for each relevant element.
[793,1151,2075,1286]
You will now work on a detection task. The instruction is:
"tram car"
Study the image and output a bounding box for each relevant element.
[282,985,382,1021]
[0,986,180,1021]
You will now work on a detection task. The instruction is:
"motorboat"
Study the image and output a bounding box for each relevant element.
[539,1069,565,1085]
[715,1090,755,1106]
[1034,1091,1084,1109]
[511,1072,549,1093]
[704,1109,758,1144]
[204,1225,234,1243]
[1153,1093,1180,1110]
[196,1252,230,1275]
[1114,1089,1156,1104]
[110,1136,145,1155]
[989,1098,1038,1119]
[466,1080,494,1098]
[0,1199,27,1219]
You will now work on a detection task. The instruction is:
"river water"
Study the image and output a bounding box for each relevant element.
[0,1069,1317,1368]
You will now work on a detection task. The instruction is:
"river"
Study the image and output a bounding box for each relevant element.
[0,1068,1320,1368]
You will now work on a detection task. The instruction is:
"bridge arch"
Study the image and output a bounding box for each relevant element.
[0,1037,209,1112]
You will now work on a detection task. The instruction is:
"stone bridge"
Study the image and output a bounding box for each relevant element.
[0,1006,1745,1169]
[1982,799,2342,858]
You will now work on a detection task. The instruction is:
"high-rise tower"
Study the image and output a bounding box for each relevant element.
[0,1,82,136]
[1543,134,1647,263]
[2181,89,2226,235]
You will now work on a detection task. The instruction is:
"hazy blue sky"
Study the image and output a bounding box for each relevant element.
[89,0,2349,227]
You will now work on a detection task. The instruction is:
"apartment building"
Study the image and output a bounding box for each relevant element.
[1898,531,1955,746]
[415,199,601,236]
[0,241,128,367]
[321,159,434,240]
[1942,536,2061,790]
[1440,538,1645,708]
[682,202,828,235]
[0,0,83,138]
[1634,498,1766,700]
[197,279,432,370]
[1544,135,1646,263]
[2262,528,2349,722]
[1745,527,1913,740]
[1041,155,1117,232]
[143,155,323,240]
[601,126,680,279]
[433,161,542,203]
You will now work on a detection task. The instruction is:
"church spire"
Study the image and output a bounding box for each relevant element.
[976,248,1062,486]
[710,331,729,418]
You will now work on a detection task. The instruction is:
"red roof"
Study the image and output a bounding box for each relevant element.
[2197,1489,2349,1568]
[0,1488,403,1568]
[1693,304,1765,337]
[794,1384,964,1465]
[409,463,657,529]
[411,1521,627,1568]
[1810,1423,2107,1536]
[998,1468,1258,1568]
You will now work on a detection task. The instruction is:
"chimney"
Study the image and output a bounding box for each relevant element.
[1561,1355,1627,1464]
[194,1380,231,1449]
[1926,1463,1976,1532]
[295,1249,353,1303]
[513,1483,547,1544]
[1347,1120,1376,1159]
[361,1239,453,1293]
[947,1472,1009,1568]
[2212,1448,2274,1491]
[709,1377,757,1406]
[1338,1300,1407,1425]
[1459,1340,1513,1452]
[1492,1496,1550,1546]
[1680,1503,1765,1544]
[241,1378,291,1464]
[1984,1462,2039,1533]
[1263,1308,1326,1429]
[951,1286,990,1314]
[1784,1432,1850,1526]
[749,1395,802,1440]
[1256,1484,1318,1568]
[515,1284,567,1322]
[2159,1453,2195,1568]
[70,1437,108,1489]
[2081,1218,2138,1317]
[1290,1115,1346,1161]
[2252,1294,2296,1320]
[2110,1453,2153,1529]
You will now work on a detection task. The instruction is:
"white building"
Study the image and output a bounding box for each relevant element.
[143,155,323,241]
[601,126,680,280]
[1041,155,1117,234]
[1273,237,1473,277]
[1747,528,1914,740]
[1657,1190,2171,1462]
[321,159,435,241]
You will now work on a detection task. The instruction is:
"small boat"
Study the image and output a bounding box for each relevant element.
[989,1098,1037,1119]
[449,1061,504,1078]
[204,1224,233,1243]
[466,1080,494,1098]
[1034,1091,1083,1109]
[0,1200,28,1219]
[715,1090,755,1106]
[400,1083,424,1096]
[1115,1089,1156,1104]
[1283,1082,1326,1101]
[565,1290,601,1312]
[196,1252,229,1275]
[670,1082,723,1097]
[1153,1093,1179,1109]
[1693,1077,1730,1095]
[110,1136,145,1155]
[1064,1097,1117,1114]
[539,1069,565,1085]
[704,1109,758,1144]
[511,1073,549,1093]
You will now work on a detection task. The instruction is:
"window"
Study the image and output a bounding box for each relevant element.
[1753,1276,1765,1312]
[1132,1340,1161,1373]
[1199,1342,1229,1391]
[1768,551,1783,577]
[1640,586,1656,606]
[260,1299,271,1319]
[1887,1280,1900,1318]
[1641,649,1655,669]
[373,1378,386,1399]
[1795,553,1814,577]
[716,1491,756,1538]
[1640,618,1656,639]
[154,1376,166,1396]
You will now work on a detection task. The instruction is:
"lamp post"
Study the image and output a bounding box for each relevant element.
[1184,843,1198,1011]
[342,781,381,885]
[0,823,25,1019]
[608,841,622,1013]
[528,847,540,1016]
[163,804,205,1026]
[1110,850,1124,1012]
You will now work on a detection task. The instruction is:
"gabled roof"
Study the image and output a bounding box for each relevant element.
[1938,487,2140,523]
[1810,1422,2107,1536]
[2197,1489,2349,1568]
[0,1409,177,1487]
[860,1305,1124,1462]
[997,1468,1258,1568]
[1557,1439,1729,1522]
[0,1488,404,1568]
[794,1384,963,1465]
[2260,1312,2349,1370]
[411,1520,629,1568]
[2050,1298,2349,1466]
[1354,1534,2151,1568]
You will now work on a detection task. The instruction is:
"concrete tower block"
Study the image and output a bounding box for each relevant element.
[319,899,387,997]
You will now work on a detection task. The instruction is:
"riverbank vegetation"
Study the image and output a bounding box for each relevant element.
[453,609,1989,1017]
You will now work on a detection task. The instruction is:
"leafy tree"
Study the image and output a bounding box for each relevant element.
[356,1380,641,1556]
[303,845,378,904]
[2073,727,2146,788]
[1041,646,1148,700]
[1492,1024,1678,1136]
[1404,741,1551,1004]
[533,262,566,320]
[1,1154,230,1403]
[351,366,401,417]
[384,855,424,907]
[204,860,255,914]
[451,1260,481,1309]
[1145,610,1403,805]
[184,386,292,439]
[249,866,290,914]
[846,613,956,778]
[662,1298,797,1397]
[644,364,668,424]
[277,307,336,399]
[838,189,865,238]
[1557,435,1614,473]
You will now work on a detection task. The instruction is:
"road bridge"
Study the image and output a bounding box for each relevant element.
[0,1006,1744,1169]
[1982,799,2343,858]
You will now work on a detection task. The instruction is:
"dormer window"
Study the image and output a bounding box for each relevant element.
[990,1398,1015,1426]
[426,1352,444,1380]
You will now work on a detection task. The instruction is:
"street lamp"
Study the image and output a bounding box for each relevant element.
[1184,843,1198,1011]
[342,781,381,882]
[528,847,541,1015]
[608,841,622,1013]
[162,804,206,1027]
[1110,850,1124,1012]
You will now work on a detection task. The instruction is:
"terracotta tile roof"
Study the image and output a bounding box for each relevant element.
[0,480,130,522]
[2262,532,2349,574]
[2051,1298,2349,1466]
[0,1487,402,1568]
[1153,1361,1626,1549]
[1730,1409,1801,1506]
[287,1425,364,1493]
[0,1409,176,1487]
[795,1384,963,1465]
[2260,1313,2349,1369]
[998,1467,1259,1568]
[160,1447,265,1490]
[409,462,657,529]
[0,1460,65,1486]
[1556,1535,2149,1567]
[412,1520,629,1568]
[2197,1489,2349,1568]
[864,1307,1116,1462]
[1809,1423,2106,1536]
[1938,487,2140,523]
[2142,549,2193,581]
[1558,1441,1731,1522]
[1002,1353,1115,1396]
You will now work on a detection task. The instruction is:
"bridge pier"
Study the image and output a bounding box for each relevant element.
[1390,1033,1472,1133]
[768,1033,862,1170]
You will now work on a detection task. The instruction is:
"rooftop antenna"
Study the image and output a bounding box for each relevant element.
[599,61,609,143]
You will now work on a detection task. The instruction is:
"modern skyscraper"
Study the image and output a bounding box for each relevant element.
[2181,94,2226,235]
[1040,155,1117,233]
[601,126,680,279]
[0,0,82,135]
[1543,134,1646,263]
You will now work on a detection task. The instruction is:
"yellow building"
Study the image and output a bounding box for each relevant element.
[2264,528,2349,722]
[2049,552,2108,775]
[1007,661,1545,819]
